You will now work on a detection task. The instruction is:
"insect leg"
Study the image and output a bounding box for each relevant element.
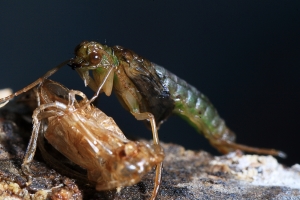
[0,60,69,107]
[131,111,163,200]
[21,120,41,176]
[68,90,89,106]
[22,101,67,176]
[131,112,159,144]
[150,162,162,200]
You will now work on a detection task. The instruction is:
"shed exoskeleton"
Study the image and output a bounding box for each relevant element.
[21,79,164,200]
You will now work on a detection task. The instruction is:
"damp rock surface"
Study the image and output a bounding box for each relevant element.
[0,99,299,199]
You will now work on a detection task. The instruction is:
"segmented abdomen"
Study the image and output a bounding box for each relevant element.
[154,64,235,142]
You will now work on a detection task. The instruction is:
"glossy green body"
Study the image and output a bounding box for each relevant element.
[154,64,235,143]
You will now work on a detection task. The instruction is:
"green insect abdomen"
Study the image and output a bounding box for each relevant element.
[154,64,235,142]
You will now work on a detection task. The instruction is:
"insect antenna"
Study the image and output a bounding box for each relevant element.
[0,60,69,108]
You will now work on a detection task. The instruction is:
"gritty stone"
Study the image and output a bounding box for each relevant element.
[0,92,299,199]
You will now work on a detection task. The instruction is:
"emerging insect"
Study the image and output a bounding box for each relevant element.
[68,41,286,158]
[0,41,285,158]
[21,79,164,200]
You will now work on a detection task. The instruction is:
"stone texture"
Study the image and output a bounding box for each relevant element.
[0,97,299,200]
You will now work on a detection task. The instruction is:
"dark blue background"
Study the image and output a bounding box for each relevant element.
[0,1,299,166]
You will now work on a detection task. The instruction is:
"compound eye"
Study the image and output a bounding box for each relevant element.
[89,50,102,65]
